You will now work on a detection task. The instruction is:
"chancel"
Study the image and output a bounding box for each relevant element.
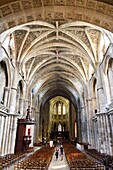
[0,0,113,169]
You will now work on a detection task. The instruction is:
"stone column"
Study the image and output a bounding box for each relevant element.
[10,116,17,153]
[99,115,105,153]
[61,103,63,131]
[10,87,17,114]
[21,84,27,117]
[34,111,40,143]
[19,98,24,116]
[92,97,97,116]
[0,116,2,148]
[101,114,107,153]
[81,106,87,143]
[9,65,19,114]
[56,102,58,120]
[106,113,113,155]
[1,116,8,155]
[108,67,113,101]
[92,117,96,148]
[48,107,52,140]
[72,105,75,139]
[0,116,5,155]
[109,113,113,155]
[86,81,94,147]
[7,116,14,154]
[91,94,97,148]
[30,92,33,107]
[3,87,10,107]
[86,98,92,146]
[97,65,106,112]
[103,114,109,154]
[69,103,73,140]
[38,114,42,142]
[44,110,48,138]
[93,117,98,149]
[4,116,11,154]
[3,116,9,155]
[109,113,113,142]
[96,115,101,152]
[8,79,18,154]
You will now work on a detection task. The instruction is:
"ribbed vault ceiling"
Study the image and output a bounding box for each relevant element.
[0,0,112,104]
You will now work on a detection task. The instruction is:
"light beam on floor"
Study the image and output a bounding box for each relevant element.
[52,164,67,169]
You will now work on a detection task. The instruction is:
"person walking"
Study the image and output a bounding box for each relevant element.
[60,144,64,161]
[55,147,59,160]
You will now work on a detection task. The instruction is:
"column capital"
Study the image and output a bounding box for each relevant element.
[92,97,96,100]
[31,106,36,110]
[80,106,85,110]
[97,86,103,91]
[92,116,97,121]
[11,87,17,91]
[4,87,10,91]
[19,97,24,101]
[36,111,40,114]
[108,109,113,115]
[86,98,92,102]
[96,111,106,116]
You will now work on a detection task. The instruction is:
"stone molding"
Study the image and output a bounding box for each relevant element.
[0,0,113,33]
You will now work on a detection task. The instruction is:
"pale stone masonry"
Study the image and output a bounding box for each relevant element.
[0,0,113,157]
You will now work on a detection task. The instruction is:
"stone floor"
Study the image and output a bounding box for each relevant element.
[48,148,70,170]
[2,146,70,170]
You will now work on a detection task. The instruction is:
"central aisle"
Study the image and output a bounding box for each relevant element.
[48,149,70,170]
